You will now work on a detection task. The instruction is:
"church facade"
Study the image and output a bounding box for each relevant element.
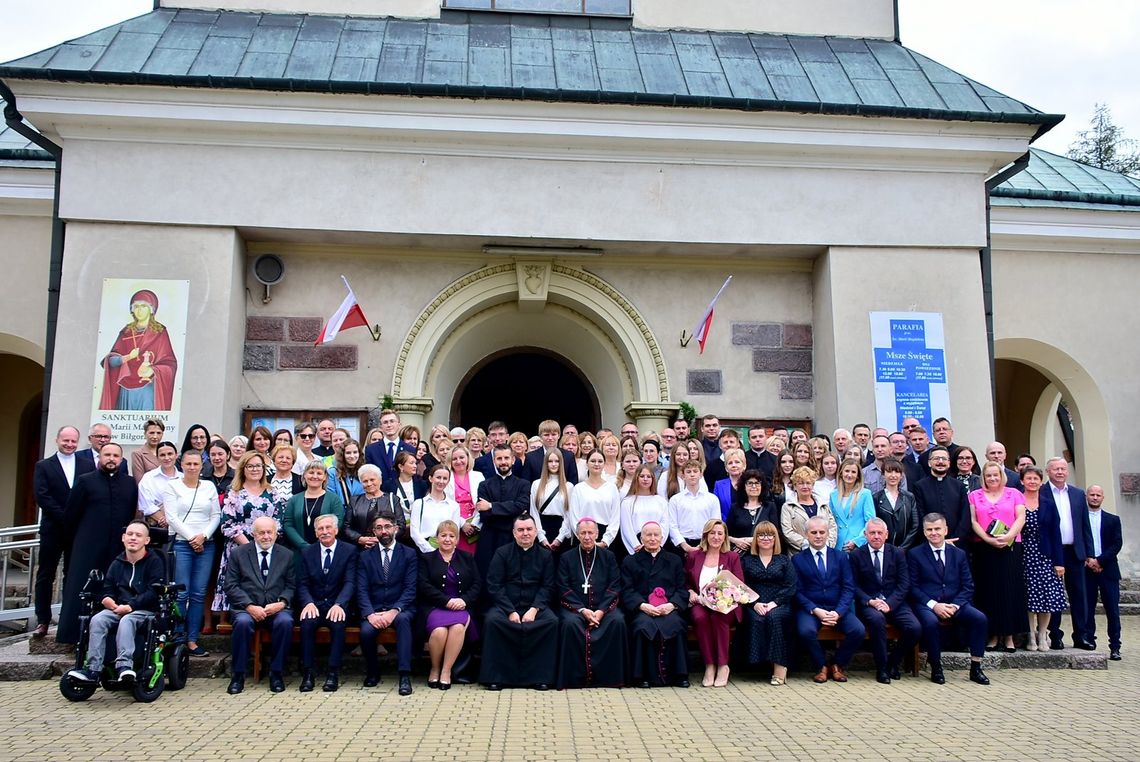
[1,0,1137,571]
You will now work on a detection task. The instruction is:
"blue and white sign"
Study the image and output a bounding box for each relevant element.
[870,312,950,432]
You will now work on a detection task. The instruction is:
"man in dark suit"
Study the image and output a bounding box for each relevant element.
[56,443,137,645]
[700,414,722,465]
[32,425,92,637]
[919,417,961,477]
[73,422,129,476]
[703,428,741,490]
[473,421,509,479]
[224,516,295,694]
[520,419,579,484]
[357,511,417,694]
[296,514,357,692]
[911,447,971,545]
[908,512,990,685]
[792,516,865,684]
[1084,485,1123,660]
[850,518,921,683]
[363,409,415,486]
[984,441,1022,491]
[1040,457,1095,650]
[890,431,924,488]
[745,425,776,482]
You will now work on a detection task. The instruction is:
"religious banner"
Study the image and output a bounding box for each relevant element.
[90,278,189,446]
[870,311,950,432]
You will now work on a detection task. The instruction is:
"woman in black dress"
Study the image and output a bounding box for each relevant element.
[740,521,796,685]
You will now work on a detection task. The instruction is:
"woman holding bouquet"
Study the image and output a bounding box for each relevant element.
[685,519,744,687]
[444,445,484,554]
[741,521,796,685]
[969,460,1028,652]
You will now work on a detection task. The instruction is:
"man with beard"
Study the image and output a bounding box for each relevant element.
[622,521,690,688]
[556,518,627,688]
[911,446,971,545]
[474,444,530,580]
[56,442,138,644]
[357,511,418,694]
[480,514,558,691]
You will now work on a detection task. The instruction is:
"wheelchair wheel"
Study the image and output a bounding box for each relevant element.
[167,644,189,691]
[131,669,165,703]
[59,675,97,702]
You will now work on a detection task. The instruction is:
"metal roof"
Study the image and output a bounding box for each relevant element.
[0,99,53,161]
[0,8,1061,134]
[991,148,1140,209]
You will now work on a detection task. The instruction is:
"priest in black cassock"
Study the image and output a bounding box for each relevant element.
[556,517,627,689]
[479,513,559,691]
[475,445,532,582]
[621,521,691,688]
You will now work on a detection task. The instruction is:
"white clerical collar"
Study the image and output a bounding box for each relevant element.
[58,452,75,462]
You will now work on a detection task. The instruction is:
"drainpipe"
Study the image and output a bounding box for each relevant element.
[0,80,64,445]
[982,152,1030,428]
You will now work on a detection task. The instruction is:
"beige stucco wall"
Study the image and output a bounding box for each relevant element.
[0,207,52,364]
[633,0,896,39]
[158,0,440,18]
[44,223,247,444]
[813,246,996,449]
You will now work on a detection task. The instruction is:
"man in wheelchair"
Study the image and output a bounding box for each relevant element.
[66,521,167,684]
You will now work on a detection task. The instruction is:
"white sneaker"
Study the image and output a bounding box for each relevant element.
[117,667,136,682]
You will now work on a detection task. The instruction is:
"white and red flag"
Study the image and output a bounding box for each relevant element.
[691,276,732,354]
[315,276,371,345]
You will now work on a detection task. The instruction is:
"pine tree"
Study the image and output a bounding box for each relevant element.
[1067,103,1140,177]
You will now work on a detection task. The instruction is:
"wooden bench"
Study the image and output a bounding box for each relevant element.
[817,622,919,676]
[217,622,397,681]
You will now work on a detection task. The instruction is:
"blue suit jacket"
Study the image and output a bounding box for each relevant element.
[1031,502,1064,567]
[850,543,910,611]
[792,546,855,613]
[355,542,417,616]
[74,448,128,476]
[1093,511,1123,581]
[907,543,973,608]
[1038,484,1094,560]
[363,439,415,485]
[297,539,357,610]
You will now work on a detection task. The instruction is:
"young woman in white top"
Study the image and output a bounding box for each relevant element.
[162,450,220,657]
[575,432,597,481]
[813,452,839,506]
[619,464,671,558]
[137,441,181,525]
[410,464,462,553]
[598,434,621,483]
[531,449,570,548]
[292,422,319,475]
[561,450,621,550]
[614,451,642,498]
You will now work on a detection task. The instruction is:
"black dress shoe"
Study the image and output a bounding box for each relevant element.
[485,683,502,691]
[1110,649,1122,661]
[1050,639,1065,650]
[398,675,413,696]
[227,674,245,695]
[929,663,945,685]
[323,672,339,692]
[969,663,990,685]
[269,672,286,693]
[674,678,690,688]
[439,681,452,690]
[1004,646,1016,653]
[888,665,902,681]
[1074,640,1097,651]
[299,671,315,692]
[875,670,891,685]
[637,680,651,689]
[363,672,380,688]
[32,623,49,639]
[533,683,549,691]
[427,679,441,689]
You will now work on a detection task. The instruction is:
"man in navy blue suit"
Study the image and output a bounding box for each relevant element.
[850,518,921,684]
[520,419,579,484]
[792,516,865,684]
[73,423,129,476]
[32,425,93,637]
[357,511,417,695]
[363,409,415,487]
[296,514,357,692]
[1085,485,1123,660]
[1040,457,1095,650]
[473,421,509,479]
[908,513,990,685]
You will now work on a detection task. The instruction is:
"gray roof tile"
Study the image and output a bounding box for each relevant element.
[991,149,1140,208]
[1,9,1058,130]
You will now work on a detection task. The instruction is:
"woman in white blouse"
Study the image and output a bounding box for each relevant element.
[619,464,671,559]
[137,441,181,527]
[410,464,462,553]
[561,450,621,550]
[531,449,570,549]
[162,450,220,657]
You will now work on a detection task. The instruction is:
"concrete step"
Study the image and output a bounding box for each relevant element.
[932,649,1106,671]
[1118,589,1140,604]
[1097,603,1140,616]
[1120,578,1140,591]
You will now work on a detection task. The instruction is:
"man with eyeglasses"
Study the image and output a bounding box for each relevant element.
[357,512,417,694]
[75,422,129,475]
[910,447,970,546]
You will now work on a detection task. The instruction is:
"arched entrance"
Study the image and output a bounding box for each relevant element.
[452,348,601,433]
[0,342,45,526]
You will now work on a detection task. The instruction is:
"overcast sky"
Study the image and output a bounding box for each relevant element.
[1,0,1137,157]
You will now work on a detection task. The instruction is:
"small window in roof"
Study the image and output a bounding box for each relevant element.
[442,0,631,16]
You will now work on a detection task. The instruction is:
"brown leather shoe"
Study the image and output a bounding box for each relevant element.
[830,664,848,682]
[32,623,49,639]
[812,667,828,684]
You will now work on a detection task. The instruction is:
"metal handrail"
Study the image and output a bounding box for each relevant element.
[0,523,48,626]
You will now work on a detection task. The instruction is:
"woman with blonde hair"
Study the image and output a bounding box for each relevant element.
[598,433,621,483]
[685,518,744,687]
[781,466,837,552]
[830,457,874,552]
[575,431,597,476]
[532,448,571,550]
[422,424,451,472]
[444,445,484,554]
[741,521,796,685]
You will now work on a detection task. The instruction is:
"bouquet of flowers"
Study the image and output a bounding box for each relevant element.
[699,570,758,615]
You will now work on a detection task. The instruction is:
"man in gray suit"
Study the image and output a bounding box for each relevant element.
[224,516,294,694]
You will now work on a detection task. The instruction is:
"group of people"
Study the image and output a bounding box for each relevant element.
[36,410,1124,695]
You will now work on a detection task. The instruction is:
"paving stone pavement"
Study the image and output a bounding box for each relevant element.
[2,615,1137,762]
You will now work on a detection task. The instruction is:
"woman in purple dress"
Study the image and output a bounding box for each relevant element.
[417,520,481,690]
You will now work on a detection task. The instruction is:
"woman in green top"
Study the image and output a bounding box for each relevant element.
[283,460,345,552]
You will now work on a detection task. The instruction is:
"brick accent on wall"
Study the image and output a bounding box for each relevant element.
[687,370,723,395]
[244,316,356,371]
[1121,473,1140,496]
[718,320,815,401]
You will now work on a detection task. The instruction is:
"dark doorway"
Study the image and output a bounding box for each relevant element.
[453,348,600,435]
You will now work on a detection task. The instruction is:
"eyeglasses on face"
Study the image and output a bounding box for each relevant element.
[298,433,315,439]
[757,534,775,539]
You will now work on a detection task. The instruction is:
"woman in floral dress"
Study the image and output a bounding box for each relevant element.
[211,451,280,615]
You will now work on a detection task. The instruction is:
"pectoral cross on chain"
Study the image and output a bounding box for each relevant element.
[581,580,591,595]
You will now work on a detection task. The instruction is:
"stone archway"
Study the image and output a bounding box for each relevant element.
[391,260,676,431]
[994,337,1112,489]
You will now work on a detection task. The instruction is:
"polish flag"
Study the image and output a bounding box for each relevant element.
[692,276,732,354]
[315,276,371,345]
